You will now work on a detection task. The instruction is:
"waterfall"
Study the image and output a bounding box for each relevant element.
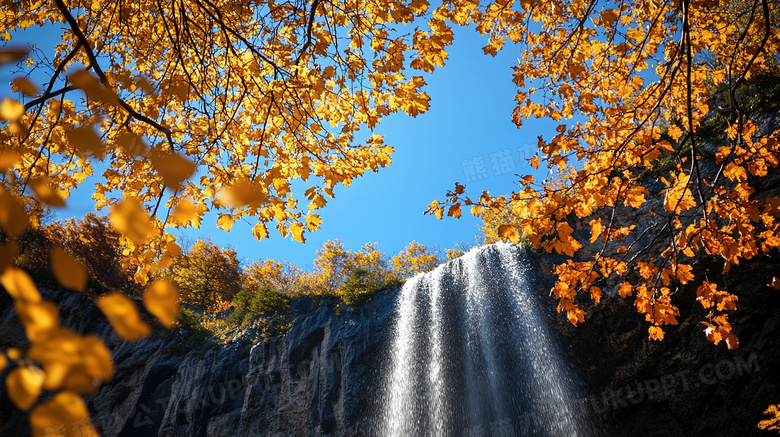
[379,242,592,436]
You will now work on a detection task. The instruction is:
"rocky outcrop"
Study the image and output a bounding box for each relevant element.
[0,287,398,437]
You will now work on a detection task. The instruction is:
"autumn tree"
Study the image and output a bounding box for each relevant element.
[243,259,303,297]
[166,239,242,313]
[391,240,441,277]
[428,0,780,351]
[297,239,399,299]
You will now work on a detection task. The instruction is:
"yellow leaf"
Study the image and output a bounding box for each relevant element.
[6,365,45,411]
[27,327,113,392]
[143,279,180,328]
[219,177,267,208]
[217,213,235,232]
[69,68,117,105]
[12,77,38,96]
[0,151,20,172]
[50,247,87,292]
[0,47,29,66]
[170,198,199,227]
[447,204,461,218]
[530,156,539,169]
[29,177,66,207]
[0,98,24,121]
[116,132,149,156]
[290,222,306,243]
[498,224,520,243]
[0,267,41,303]
[150,150,196,188]
[96,293,151,341]
[15,300,59,342]
[30,391,97,437]
[252,222,269,240]
[306,213,322,232]
[66,125,106,159]
[109,197,156,244]
[0,188,29,237]
[667,125,683,141]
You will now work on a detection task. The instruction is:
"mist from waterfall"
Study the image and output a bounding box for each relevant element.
[379,242,592,436]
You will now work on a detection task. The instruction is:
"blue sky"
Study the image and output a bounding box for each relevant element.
[5,24,559,270]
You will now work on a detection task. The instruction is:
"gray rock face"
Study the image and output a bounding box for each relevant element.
[0,287,397,437]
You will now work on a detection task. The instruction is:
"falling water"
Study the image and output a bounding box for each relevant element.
[379,242,592,436]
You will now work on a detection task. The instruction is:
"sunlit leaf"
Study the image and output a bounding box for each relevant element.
[29,177,66,207]
[27,328,113,392]
[96,293,151,341]
[497,224,520,243]
[252,222,269,240]
[15,300,59,342]
[0,267,41,303]
[30,391,97,437]
[0,47,29,66]
[6,365,45,411]
[66,125,106,159]
[12,77,38,96]
[109,197,156,244]
[290,222,305,243]
[0,188,29,237]
[143,279,179,328]
[150,150,196,188]
[51,247,87,291]
[0,98,25,121]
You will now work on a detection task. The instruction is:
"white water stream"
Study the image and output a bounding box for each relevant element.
[380,242,591,436]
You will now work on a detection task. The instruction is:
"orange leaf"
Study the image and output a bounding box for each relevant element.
[12,77,38,96]
[51,247,87,292]
[66,125,106,159]
[6,365,45,411]
[150,150,196,188]
[498,224,520,243]
[0,267,41,303]
[15,300,59,342]
[30,391,97,437]
[143,279,180,328]
[0,188,30,237]
[648,325,665,341]
[96,293,151,341]
[29,177,66,208]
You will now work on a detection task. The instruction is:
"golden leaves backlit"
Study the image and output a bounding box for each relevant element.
[51,247,87,292]
[143,279,180,328]
[96,293,152,341]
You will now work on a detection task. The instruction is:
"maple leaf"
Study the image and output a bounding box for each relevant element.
[498,224,520,243]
